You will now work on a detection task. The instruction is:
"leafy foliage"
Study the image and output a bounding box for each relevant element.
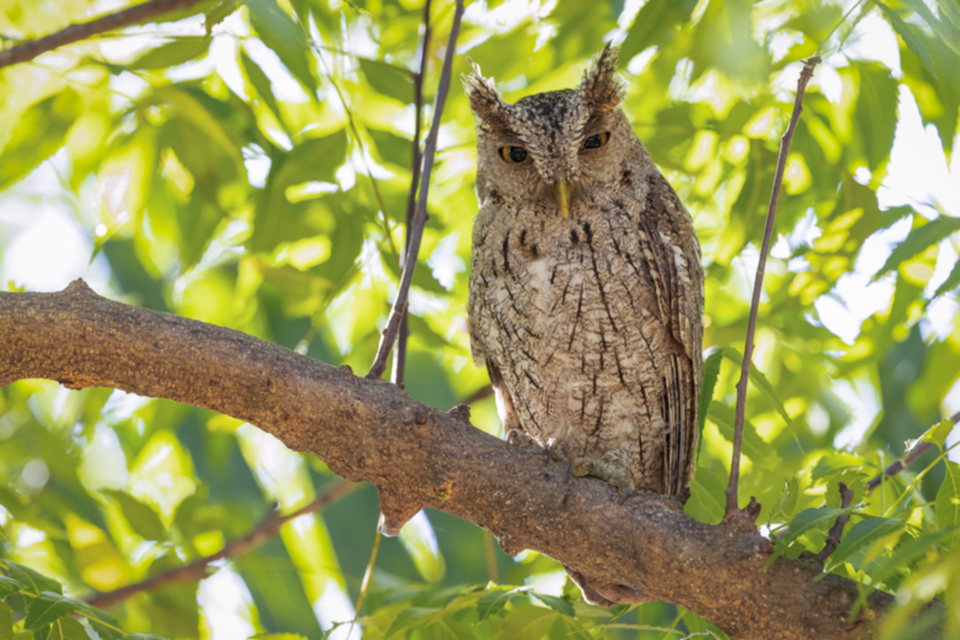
[1,0,959,638]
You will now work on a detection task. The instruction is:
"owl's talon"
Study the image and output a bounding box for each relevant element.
[545,439,567,465]
[570,457,634,501]
[506,429,535,447]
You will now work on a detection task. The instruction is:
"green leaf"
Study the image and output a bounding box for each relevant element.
[867,529,957,582]
[708,402,782,469]
[918,419,956,450]
[874,215,960,280]
[23,593,83,631]
[384,607,441,639]
[773,476,800,519]
[128,37,211,70]
[476,588,524,621]
[70,602,125,640]
[0,601,12,640]
[240,48,285,127]
[875,2,938,78]
[250,635,309,639]
[102,489,167,541]
[4,562,62,595]
[358,58,414,104]
[0,88,82,191]
[698,347,722,434]
[902,0,960,56]
[0,575,22,598]
[936,460,960,548]
[123,635,170,640]
[43,615,90,640]
[205,0,241,34]
[766,507,850,565]
[368,128,414,169]
[853,63,898,171]
[497,606,557,639]
[721,347,793,429]
[824,517,905,572]
[932,255,960,298]
[246,0,317,95]
[620,0,698,62]
[530,592,575,617]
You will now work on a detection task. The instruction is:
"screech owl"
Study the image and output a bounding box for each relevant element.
[464,46,704,506]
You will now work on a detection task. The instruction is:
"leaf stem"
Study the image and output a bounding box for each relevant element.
[725,56,820,516]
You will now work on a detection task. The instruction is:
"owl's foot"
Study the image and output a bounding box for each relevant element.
[507,431,568,466]
[569,458,635,502]
[505,429,536,447]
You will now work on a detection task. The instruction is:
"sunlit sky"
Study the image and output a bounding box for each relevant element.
[1,0,960,635]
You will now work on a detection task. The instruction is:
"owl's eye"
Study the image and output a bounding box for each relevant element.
[583,132,610,149]
[499,146,528,164]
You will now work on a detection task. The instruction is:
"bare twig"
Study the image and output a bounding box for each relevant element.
[85,480,356,609]
[367,0,465,380]
[0,0,204,70]
[866,409,960,493]
[818,482,854,562]
[725,57,820,516]
[392,0,434,387]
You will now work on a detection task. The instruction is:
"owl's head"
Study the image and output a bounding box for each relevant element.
[464,44,648,217]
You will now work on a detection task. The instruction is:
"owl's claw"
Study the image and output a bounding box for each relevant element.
[570,457,634,502]
[506,429,535,447]
[545,439,567,465]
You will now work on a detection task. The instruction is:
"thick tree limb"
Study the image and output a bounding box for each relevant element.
[85,480,357,609]
[0,0,208,70]
[0,281,942,639]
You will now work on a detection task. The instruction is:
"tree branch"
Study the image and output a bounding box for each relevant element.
[0,281,942,639]
[866,410,960,493]
[84,479,357,609]
[367,0,464,380]
[819,482,854,562]
[726,56,820,516]
[391,0,434,388]
[0,0,207,70]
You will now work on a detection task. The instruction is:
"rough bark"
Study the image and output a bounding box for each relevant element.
[0,281,938,639]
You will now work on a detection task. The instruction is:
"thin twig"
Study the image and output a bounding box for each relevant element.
[725,57,820,516]
[85,480,357,609]
[818,482,854,562]
[0,0,204,69]
[392,0,433,387]
[366,0,465,380]
[867,409,960,493]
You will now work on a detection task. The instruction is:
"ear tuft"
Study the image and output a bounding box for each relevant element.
[462,59,512,128]
[579,43,624,113]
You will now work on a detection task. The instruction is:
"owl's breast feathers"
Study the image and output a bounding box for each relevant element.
[468,170,704,496]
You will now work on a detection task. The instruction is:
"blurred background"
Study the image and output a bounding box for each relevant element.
[1,0,959,638]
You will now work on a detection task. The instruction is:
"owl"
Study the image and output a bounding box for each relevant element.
[464,46,703,506]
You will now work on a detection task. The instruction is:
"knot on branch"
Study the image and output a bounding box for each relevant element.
[376,487,423,536]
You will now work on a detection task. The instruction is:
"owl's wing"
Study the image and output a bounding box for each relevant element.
[635,173,704,495]
[467,211,523,435]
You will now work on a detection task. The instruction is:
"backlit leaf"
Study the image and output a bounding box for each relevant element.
[0,88,82,191]
[102,489,167,542]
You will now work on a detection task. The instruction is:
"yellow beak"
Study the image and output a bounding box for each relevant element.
[555,179,571,218]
